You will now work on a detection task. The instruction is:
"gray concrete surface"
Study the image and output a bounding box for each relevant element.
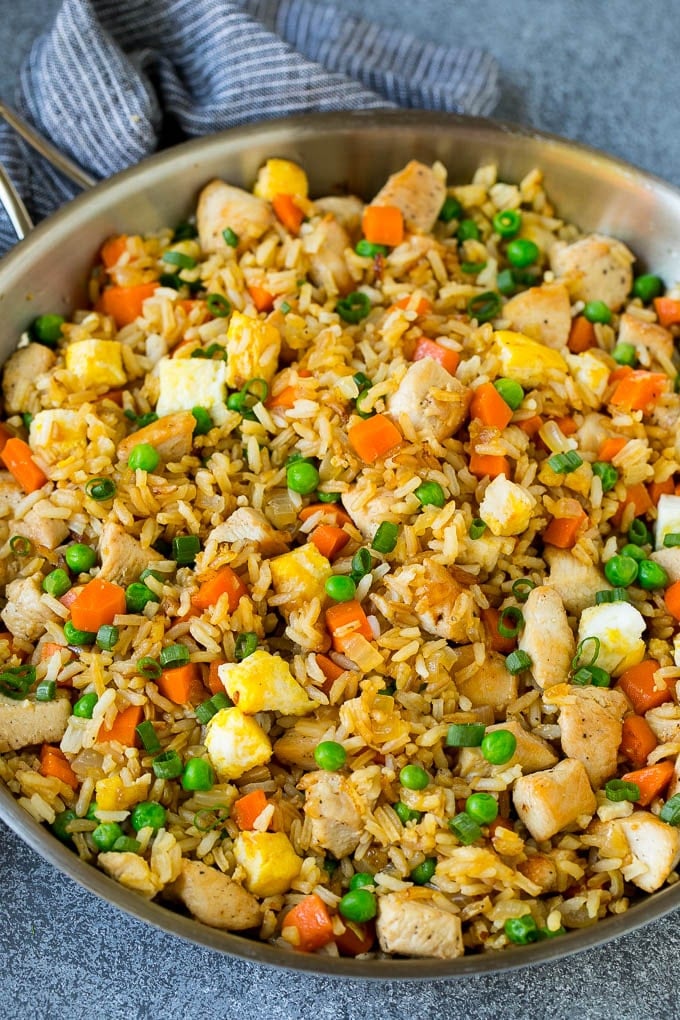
[2,1,680,1017]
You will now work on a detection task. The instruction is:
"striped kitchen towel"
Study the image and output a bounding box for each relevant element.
[0,0,498,254]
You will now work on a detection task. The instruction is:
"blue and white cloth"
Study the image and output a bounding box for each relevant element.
[0,0,499,255]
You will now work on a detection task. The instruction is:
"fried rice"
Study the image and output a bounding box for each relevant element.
[1,154,680,960]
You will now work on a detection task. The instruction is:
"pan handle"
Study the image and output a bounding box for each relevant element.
[0,162,33,240]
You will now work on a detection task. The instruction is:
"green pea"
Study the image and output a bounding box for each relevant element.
[286,460,320,494]
[457,218,479,242]
[191,407,213,436]
[125,582,160,613]
[51,809,77,843]
[91,822,123,851]
[63,620,96,646]
[637,559,669,591]
[324,575,357,603]
[604,554,639,587]
[181,758,215,791]
[127,443,160,472]
[504,915,539,944]
[620,543,646,562]
[583,300,612,324]
[633,274,663,303]
[43,568,72,598]
[29,314,65,348]
[480,729,517,765]
[73,693,98,719]
[414,481,446,508]
[64,543,96,574]
[506,238,539,268]
[494,378,524,410]
[338,889,377,923]
[438,196,462,223]
[612,342,637,367]
[465,792,499,825]
[349,872,375,890]
[399,764,430,790]
[130,801,167,832]
[313,740,347,771]
[496,268,517,296]
[410,857,437,885]
[492,209,522,238]
[393,801,422,824]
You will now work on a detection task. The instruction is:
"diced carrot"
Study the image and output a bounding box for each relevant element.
[610,370,668,412]
[326,600,373,653]
[621,760,675,807]
[468,451,511,479]
[611,483,653,528]
[470,382,513,430]
[620,715,658,770]
[99,282,159,328]
[59,586,83,611]
[247,284,275,313]
[518,415,543,438]
[362,205,404,247]
[553,415,577,437]
[157,662,201,705]
[310,524,350,560]
[543,507,588,549]
[97,704,143,746]
[648,477,675,505]
[348,413,402,463]
[299,503,352,526]
[70,578,126,634]
[267,385,299,409]
[40,641,68,663]
[598,437,628,462]
[618,659,674,714]
[654,296,680,327]
[567,315,597,353]
[100,234,129,268]
[392,295,432,315]
[316,653,345,683]
[284,894,335,953]
[481,607,516,654]
[335,920,376,956]
[665,580,680,621]
[0,437,47,494]
[0,422,13,455]
[412,336,460,376]
[609,365,634,384]
[39,744,79,791]
[192,565,248,612]
[232,789,270,831]
[272,193,305,235]
[207,659,226,696]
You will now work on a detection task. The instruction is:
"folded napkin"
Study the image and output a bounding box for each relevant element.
[0,0,498,255]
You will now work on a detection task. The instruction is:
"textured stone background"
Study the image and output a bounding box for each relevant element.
[1,2,680,1017]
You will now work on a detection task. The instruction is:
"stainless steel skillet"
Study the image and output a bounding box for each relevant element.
[1,109,680,978]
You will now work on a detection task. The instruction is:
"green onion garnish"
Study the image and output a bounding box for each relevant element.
[172,534,201,565]
[497,606,524,639]
[592,461,618,493]
[372,521,399,554]
[572,636,601,670]
[193,804,230,832]
[159,644,190,669]
[234,632,258,661]
[195,691,232,725]
[547,450,583,474]
[659,793,680,825]
[85,477,116,501]
[206,293,231,317]
[446,723,486,747]
[351,548,372,579]
[511,578,536,602]
[336,291,371,324]
[152,749,183,779]
[0,664,36,700]
[135,720,161,753]
[96,624,119,651]
[466,291,501,323]
[595,588,628,604]
[605,779,640,803]
[35,679,56,702]
[191,407,213,436]
[222,227,239,248]
[9,535,32,556]
[506,650,532,675]
[137,657,162,680]
[449,812,482,845]
[469,518,487,539]
[163,250,197,270]
[663,533,680,548]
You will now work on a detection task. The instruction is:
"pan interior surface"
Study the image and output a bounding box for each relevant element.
[2,109,680,977]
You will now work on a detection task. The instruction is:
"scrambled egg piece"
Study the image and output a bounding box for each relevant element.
[478,474,537,537]
[566,351,611,405]
[204,707,272,780]
[218,650,315,716]
[253,159,309,201]
[269,544,332,610]
[233,831,303,897]
[95,774,151,812]
[225,311,281,389]
[493,330,567,389]
[156,357,228,419]
[65,339,127,388]
[578,602,646,676]
[655,494,680,549]
[29,409,87,463]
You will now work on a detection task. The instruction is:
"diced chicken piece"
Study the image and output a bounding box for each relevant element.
[2,343,56,414]
[342,482,400,542]
[218,650,315,716]
[197,179,275,252]
[155,357,228,419]
[14,501,69,551]
[517,853,558,893]
[455,650,518,718]
[644,704,680,743]
[456,530,514,575]
[205,707,272,781]
[376,892,464,959]
[298,770,366,858]
[518,585,574,689]
[233,831,302,897]
[210,506,289,557]
[577,602,646,677]
[117,411,195,464]
[98,851,162,899]
[618,812,680,893]
[478,474,537,538]
[545,548,610,615]
[314,195,364,235]
[0,694,70,753]
[387,359,470,443]
[167,859,262,930]
[29,409,88,464]
[1,575,58,641]
[618,312,673,362]
[550,234,634,311]
[304,216,353,296]
[97,521,162,587]
[650,547,680,583]
[382,558,479,644]
[502,282,572,350]
[459,718,557,777]
[513,758,596,842]
[371,161,446,234]
[546,683,628,788]
[269,544,331,613]
[225,311,281,389]
[0,472,23,516]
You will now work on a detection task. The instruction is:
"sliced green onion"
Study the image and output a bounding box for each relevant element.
[351,548,372,578]
[446,723,485,747]
[173,220,197,241]
[572,665,611,687]
[449,812,482,845]
[354,389,374,418]
[159,273,183,290]
[492,209,522,237]
[355,239,389,258]
[163,250,197,270]
[496,268,517,296]
[137,657,162,679]
[96,624,119,651]
[336,291,371,324]
[457,219,479,242]
[371,521,399,554]
[628,519,651,546]
[35,679,56,702]
[112,836,141,854]
[195,691,232,725]
[85,477,116,501]
[497,606,524,639]
[136,720,161,754]
[547,450,583,474]
[461,261,487,275]
[353,372,372,392]
[9,535,32,556]
[605,779,640,803]
[280,301,291,314]
[191,407,213,436]
[506,650,532,674]
[663,533,680,548]
[159,644,190,669]
[469,518,487,540]
[193,805,230,832]
[511,578,536,602]
[0,664,36,700]
[571,636,601,670]
[172,534,201,565]
[592,462,618,493]
[595,588,628,604]
[466,291,501,323]
[659,793,680,825]
[222,227,239,248]
[152,749,183,779]
[438,196,462,223]
[234,632,258,661]
[206,293,231,317]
